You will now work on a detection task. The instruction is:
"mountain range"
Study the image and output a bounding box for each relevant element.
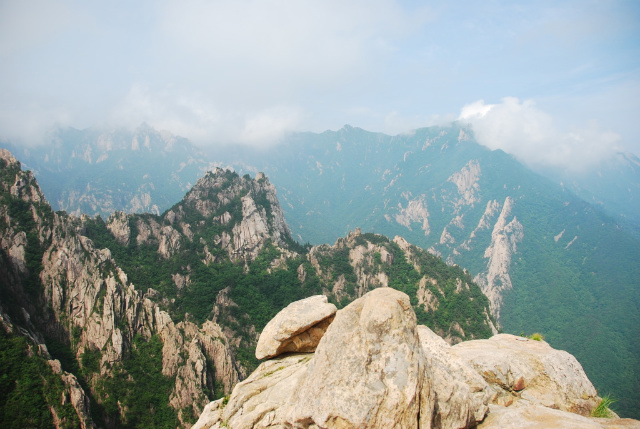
[2,122,640,418]
[0,147,496,428]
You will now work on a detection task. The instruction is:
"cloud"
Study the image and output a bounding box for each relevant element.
[0,1,636,156]
[109,84,303,147]
[459,97,621,171]
[0,0,432,146]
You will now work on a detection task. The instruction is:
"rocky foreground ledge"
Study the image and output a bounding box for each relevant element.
[193,288,639,429]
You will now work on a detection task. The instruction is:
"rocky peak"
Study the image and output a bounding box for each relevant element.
[0,151,244,427]
[0,147,19,168]
[172,168,293,262]
[194,288,633,429]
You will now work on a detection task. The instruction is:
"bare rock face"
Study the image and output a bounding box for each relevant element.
[198,353,312,429]
[195,288,433,429]
[255,295,337,360]
[106,211,130,245]
[51,365,94,429]
[452,334,599,415]
[472,197,523,321]
[194,287,630,429]
[285,287,430,429]
[477,404,640,429]
[417,326,491,429]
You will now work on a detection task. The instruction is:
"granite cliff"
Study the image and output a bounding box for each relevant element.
[0,148,242,427]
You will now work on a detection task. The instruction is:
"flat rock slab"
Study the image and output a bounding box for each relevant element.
[478,404,640,429]
[255,295,337,360]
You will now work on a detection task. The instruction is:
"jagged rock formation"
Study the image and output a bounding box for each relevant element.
[168,168,292,262]
[0,147,502,428]
[0,149,242,428]
[194,289,633,429]
[307,228,497,344]
[470,197,523,319]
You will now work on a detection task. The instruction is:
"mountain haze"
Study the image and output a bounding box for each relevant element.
[2,124,215,217]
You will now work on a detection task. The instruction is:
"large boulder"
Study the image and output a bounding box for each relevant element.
[452,334,599,415]
[255,295,336,360]
[193,288,638,429]
[192,353,312,429]
[477,404,640,429]
[285,287,431,429]
[417,325,491,429]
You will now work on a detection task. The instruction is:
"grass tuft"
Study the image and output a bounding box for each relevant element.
[591,395,616,418]
[528,332,545,341]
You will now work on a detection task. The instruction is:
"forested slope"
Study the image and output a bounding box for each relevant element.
[0,148,496,428]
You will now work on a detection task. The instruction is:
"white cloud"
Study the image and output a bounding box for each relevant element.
[459,97,621,171]
[239,106,303,145]
[109,84,303,147]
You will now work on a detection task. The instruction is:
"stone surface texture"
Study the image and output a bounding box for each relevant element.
[193,287,639,429]
[417,325,491,429]
[452,333,599,415]
[477,405,640,429]
[285,287,430,429]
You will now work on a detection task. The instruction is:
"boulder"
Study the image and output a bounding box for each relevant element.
[255,295,336,360]
[195,353,311,429]
[417,325,491,428]
[477,404,640,429]
[194,289,639,429]
[284,287,431,429]
[452,334,599,415]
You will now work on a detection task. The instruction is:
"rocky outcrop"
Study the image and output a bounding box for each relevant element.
[0,152,243,427]
[106,211,130,245]
[472,197,523,320]
[286,288,430,429]
[192,353,311,429]
[394,194,431,236]
[175,168,293,263]
[447,160,481,211]
[452,333,599,414]
[194,288,632,429]
[307,229,496,344]
[255,295,336,360]
[417,326,492,429]
[194,288,434,429]
[47,359,94,429]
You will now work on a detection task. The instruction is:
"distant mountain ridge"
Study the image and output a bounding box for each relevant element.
[537,151,640,236]
[2,124,216,217]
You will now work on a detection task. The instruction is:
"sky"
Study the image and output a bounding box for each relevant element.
[1,0,639,170]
